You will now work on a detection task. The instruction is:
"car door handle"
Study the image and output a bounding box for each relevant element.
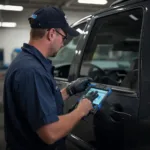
[110,109,132,122]
[109,104,132,122]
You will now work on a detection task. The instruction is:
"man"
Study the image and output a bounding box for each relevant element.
[3,6,98,150]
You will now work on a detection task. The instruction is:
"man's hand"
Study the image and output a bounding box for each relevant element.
[76,91,98,116]
[83,91,98,102]
[66,77,92,96]
[37,90,98,145]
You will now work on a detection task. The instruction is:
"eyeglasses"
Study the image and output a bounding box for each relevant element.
[55,29,67,42]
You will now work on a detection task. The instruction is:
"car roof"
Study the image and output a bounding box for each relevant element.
[70,0,146,28]
[110,0,145,7]
[93,0,145,16]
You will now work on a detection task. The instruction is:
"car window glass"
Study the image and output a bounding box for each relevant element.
[80,8,143,90]
[49,22,86,79]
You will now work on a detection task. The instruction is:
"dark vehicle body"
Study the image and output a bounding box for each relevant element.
[1,0,150,150]
[51,0,150,149]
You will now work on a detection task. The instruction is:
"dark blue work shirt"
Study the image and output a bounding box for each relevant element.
[3,43,65,150]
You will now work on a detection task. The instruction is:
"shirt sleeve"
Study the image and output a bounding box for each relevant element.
[13,68,59,131]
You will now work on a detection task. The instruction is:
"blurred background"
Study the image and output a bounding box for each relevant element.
[0,0,115,66]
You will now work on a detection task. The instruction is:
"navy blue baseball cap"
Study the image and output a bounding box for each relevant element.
[28,6,79,37]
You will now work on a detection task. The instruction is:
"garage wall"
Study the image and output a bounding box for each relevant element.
[0,8,92,65]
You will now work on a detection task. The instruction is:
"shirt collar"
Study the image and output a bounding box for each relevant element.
[21,43,54,74]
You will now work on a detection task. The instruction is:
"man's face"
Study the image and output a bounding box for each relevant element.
[48,28,67,57]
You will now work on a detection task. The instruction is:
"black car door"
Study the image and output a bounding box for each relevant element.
[63,6,144,150]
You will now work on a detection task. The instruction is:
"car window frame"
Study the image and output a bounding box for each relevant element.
[77,6,144,92]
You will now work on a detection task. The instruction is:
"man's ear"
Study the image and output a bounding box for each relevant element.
[47,28,55,41]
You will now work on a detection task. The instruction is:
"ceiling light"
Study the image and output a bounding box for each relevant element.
[0,4,23,11]
[0,22,17,27]
[129,14,138,21]
[78,0,108,5]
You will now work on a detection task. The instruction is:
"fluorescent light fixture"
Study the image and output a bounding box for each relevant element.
[0,22,17,27]
[129,14,138,21]
[0,4,23,11]
[78,0,108,5]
